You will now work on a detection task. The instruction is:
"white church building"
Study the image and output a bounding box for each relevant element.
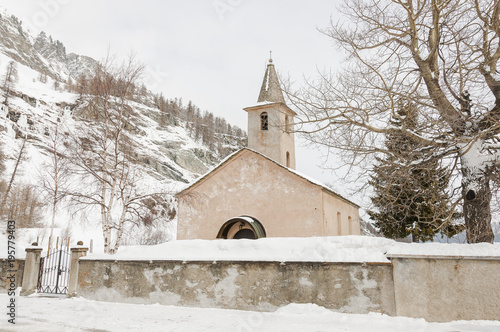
[176,59,360,240]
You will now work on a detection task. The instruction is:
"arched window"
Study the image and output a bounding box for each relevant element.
[348,216,353,235]
[260,112,269,130]
[216,216,267,239]
[286,151,290,167]
[285,115,290,133]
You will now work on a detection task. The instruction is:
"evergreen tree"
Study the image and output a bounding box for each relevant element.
[368,101,462,242]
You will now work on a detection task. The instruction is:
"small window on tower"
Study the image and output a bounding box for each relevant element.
[261,112,269,130]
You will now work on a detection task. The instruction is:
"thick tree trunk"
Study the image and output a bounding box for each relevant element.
[461,161,495,243]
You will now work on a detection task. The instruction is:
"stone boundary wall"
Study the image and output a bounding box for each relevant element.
[389,255,500,322]
[77,260,396,315]
[0,259,24,293]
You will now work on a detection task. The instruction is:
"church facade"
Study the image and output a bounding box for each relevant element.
[176,59,360,240]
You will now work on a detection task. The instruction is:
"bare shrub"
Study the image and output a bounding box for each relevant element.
[2,183,45,228]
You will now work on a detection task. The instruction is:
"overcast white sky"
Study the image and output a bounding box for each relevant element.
[0,0,353,190]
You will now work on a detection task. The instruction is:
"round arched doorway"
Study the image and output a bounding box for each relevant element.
[216,216,266,239]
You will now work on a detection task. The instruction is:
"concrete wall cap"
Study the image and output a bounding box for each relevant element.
[387,254,500,261]
[78,259,392,265]
[25,246,43,251]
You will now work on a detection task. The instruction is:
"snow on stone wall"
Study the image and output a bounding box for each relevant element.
[83,236,394,263]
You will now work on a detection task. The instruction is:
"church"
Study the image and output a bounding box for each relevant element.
[176,59,360,240]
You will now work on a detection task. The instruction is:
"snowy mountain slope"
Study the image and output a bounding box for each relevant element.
[0,10,245,252]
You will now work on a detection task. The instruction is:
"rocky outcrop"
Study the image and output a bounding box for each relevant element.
[33,31,66,64]
[33,31,97,80]
[142,156,189,183]
[0,13,97,83]
[66,53,97,79]
[166,149,209,175]
[0,14,61,80]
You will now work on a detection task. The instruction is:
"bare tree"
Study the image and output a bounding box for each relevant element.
[286,0,500,243]
[75,74,88,96]
[0,138,26,216]
[66,77,74,93]
[53,80,60,91]
[2,61,18,105]
[0,140,5,176]
[67,54,175,253]
[40,124,71,241]
[3,183,44,228]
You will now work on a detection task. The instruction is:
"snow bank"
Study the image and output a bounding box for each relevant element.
[275,303,334,315]
[83,236,500,263]
[84,236,395,263]
[4,233,499,262]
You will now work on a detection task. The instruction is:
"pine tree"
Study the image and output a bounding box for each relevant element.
[368,101,462,242]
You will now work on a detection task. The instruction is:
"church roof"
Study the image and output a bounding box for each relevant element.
[257,59,286,104]
[176,148,360,209]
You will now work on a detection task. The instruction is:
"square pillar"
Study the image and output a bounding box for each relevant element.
[67,245,88,298]
[20,246,43,296]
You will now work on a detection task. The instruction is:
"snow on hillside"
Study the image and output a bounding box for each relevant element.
[0,11,244,253]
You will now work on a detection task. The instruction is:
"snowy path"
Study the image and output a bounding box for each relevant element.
[1,294,499,332]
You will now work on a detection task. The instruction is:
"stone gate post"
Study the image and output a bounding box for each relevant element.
[67,243,88,298]
[20,245,43,296]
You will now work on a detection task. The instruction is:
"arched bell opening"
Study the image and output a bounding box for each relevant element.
[216,216,266,239]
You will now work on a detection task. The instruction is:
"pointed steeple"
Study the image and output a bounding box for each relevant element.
[257,58,286,103]
[244,57,296,169]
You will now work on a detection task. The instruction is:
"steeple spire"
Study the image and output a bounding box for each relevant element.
[257,58,286,103]
[244,58,296,169]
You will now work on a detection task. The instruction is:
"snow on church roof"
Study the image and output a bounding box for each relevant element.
[243,100,276,108]
[176,147,360,208]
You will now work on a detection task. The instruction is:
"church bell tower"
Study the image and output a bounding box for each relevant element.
[243,58,296,169]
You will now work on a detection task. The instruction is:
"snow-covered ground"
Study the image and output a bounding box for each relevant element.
[1,293,499,332]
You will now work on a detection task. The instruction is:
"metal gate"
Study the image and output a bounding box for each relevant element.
[37,244,72,294]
